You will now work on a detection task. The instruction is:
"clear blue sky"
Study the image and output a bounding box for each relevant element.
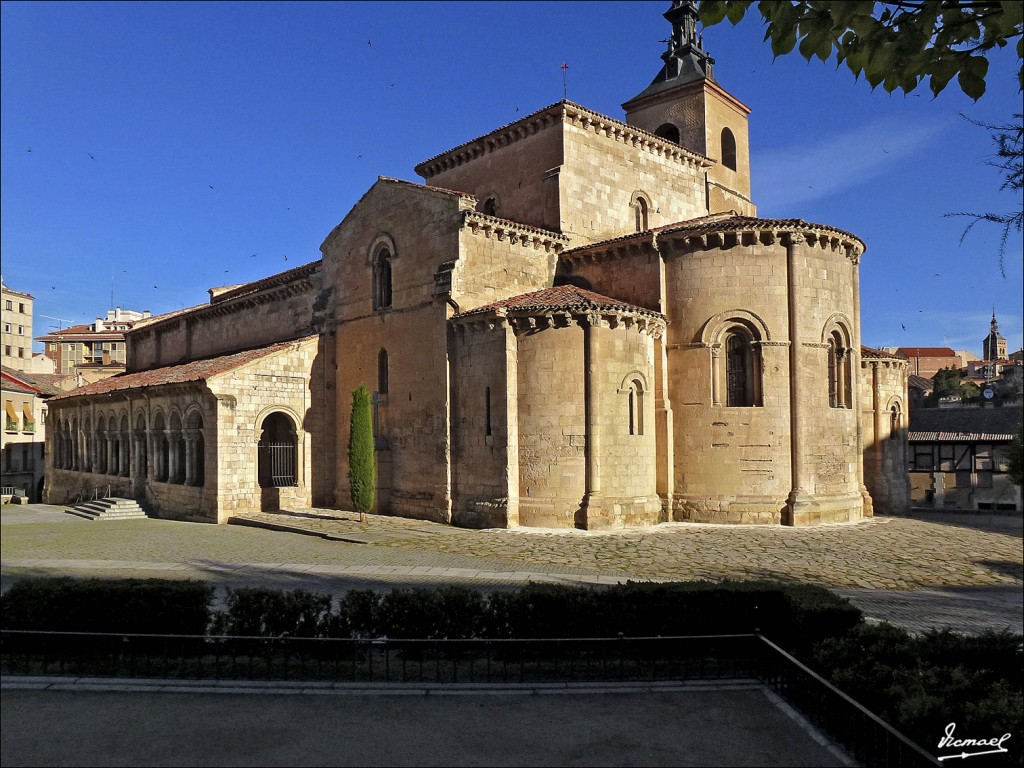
[3,1,1022,357]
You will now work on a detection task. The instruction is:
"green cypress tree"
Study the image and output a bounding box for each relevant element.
[348,384,375,522]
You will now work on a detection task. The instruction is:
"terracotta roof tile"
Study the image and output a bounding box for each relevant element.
[454,285,662,319]
[908,406,1022,442]
[908,375,935,392]
[898,347,957,357]
[1,373,39,395]
[50,335,318,401]
[861,345,906,360]
[1,285,34,299]
[416,100,711,177]
[0,367,71,396]
[656,215,863,246]
[563,214,864,258]
[377,176,476,200]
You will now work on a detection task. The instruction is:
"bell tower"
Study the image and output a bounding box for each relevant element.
[982,309,1008,361]
[622,1,754,216]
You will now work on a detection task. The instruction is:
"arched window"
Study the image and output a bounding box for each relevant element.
[372,247,392,310]
[721,128,737,171]
[889,403,902,440]
[655,123,680,143]
[482,197,497,216]
[627,380,644,435]
[258,412,298,488]
[633,196,649,232]
[724,328,761,407]
[827,329,851,409]
[377,349,389,395]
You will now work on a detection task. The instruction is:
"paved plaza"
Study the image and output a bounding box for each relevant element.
[1,504,1021,634]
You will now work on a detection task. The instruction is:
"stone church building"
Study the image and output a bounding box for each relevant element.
[45,2,909,527]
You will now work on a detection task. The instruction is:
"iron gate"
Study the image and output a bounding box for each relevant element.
[258,441,296,487]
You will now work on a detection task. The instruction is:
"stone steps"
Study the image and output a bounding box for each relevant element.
[66,497,149,521]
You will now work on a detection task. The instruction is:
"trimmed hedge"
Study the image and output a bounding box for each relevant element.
[202,579,860,651]
[1,577,213,635]
[810,624,1024,768]
[1,577,858,650]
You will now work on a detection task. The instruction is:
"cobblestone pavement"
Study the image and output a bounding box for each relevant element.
[2,504,1021,634]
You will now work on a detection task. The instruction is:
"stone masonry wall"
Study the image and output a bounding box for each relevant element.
[128,279,318,372]
[560,121,706,244]
[624,80,754,217]
[322,181,461,523]
[584,322,661,528]
[207,337,320,522]
[560,245,663,313]
[516,322,586,528]
[790,240,862,522]
[664,237,792,524]
[452,222,562,313]
[420,124,563,233]
[450,322,516,528]
[861,357,911,514]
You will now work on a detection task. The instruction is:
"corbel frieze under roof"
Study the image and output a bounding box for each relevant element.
[461,210,570,253]
[451,305,665,338]
[416,100,713,179]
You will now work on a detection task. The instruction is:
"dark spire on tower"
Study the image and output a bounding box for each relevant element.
[656,1,715,85]
[983,307,1006,361]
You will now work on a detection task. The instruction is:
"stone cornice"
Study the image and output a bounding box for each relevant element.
[452,305,665,338]
[128,273,318,340]
[658,226,864,260]
[416,100,713,179]
[460,211,570,253]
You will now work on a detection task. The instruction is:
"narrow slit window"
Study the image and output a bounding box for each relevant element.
[485,386,492,437]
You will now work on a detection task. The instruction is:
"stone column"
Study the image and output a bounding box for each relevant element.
[710,345,722,406]
[836,348,848,409]
[120,431,131,477]
[580,314,602,527]
[783,232,819,525]
[184,429,197,486]
[106,431,116,476]
[167,431,179,483]
[851,247,871,515]
[146,433,157,481]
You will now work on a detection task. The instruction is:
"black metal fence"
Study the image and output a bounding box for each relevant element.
[1,630,939,766]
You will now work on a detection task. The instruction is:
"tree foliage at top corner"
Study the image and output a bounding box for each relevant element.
[698,1,1024,101]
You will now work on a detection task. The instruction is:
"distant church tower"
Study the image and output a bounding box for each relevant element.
[982,310,1008,361]
[622,0,754,216]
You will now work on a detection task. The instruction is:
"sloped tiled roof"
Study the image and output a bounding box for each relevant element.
[908,406,1022,442]
[1,284,34,299]
[0,366,71,396]
[899,347,957,357]
[209,259,321,305]
[908,374,935,392]
[562,213,864,259]
[454,285,662,320]
[861,345,906,361]
[1,373,38,395]
[50,335,318,401]
[377,176,476,200]
[416,100,712,179]
[656,215,862,245]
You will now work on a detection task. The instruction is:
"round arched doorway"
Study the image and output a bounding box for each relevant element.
[257,412,298,488]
